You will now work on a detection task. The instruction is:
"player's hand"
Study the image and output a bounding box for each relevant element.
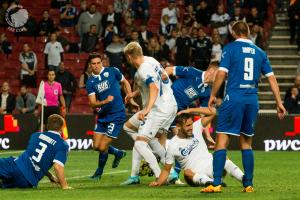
[138,109,150,121]
[208,95,216,110]
[129,99,140,111]
[125,92,135,104]
[61,107,67,118]
[104,95,114,104]
[177,109,190,115]
[206,135,216,149]
[277,103,286,120]
[149,181,159,187]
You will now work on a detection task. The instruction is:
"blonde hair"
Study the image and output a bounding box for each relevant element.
[123,41,143,58]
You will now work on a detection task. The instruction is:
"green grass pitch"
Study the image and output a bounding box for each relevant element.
[0,150,299,200]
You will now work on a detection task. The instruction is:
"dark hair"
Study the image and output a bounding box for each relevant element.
[47,114,64,132]
[48,69,56,74]
[20,85,27,89]
[175,113,194,126]
[87,53,102,64]
[90,24,96,29]
[231,21,249,37]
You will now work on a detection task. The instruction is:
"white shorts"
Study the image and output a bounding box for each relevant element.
[190,155,213,178]
[138,105,177,139]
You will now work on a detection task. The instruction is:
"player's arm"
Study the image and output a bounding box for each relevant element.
[121,77,140,108]
[208,70,227,108]
[267,75,286,119]
[164,66,175,76]
[138,82,158,120]
[149,164,172,187]
[88,94,113,109]
[53,163,72,189]
[46,171,59,184]
[177,107,216,127]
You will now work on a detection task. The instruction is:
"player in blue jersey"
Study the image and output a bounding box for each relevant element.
[86,53,138,180]
[0,114,71,189]
[201,21,286,193]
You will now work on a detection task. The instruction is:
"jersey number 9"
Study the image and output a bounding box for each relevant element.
[244,57,254,81]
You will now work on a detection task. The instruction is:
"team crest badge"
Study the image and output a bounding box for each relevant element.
[103,72,109,77]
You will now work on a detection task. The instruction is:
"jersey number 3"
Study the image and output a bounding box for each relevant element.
[244,57,254,81]
[32,142,48,162]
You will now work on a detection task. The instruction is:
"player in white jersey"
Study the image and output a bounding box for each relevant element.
[149,108,244,187]
[123,42,177,181]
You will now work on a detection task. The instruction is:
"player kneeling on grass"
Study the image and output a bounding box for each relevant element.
[0,114,71,189]
[149,108,244,187]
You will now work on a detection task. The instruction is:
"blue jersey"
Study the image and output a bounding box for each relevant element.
[15,131,69,186]
[220,38,273,100]
[86,67,126,122]
[171,66,211,110]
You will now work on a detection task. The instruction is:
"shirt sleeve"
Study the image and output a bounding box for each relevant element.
[219,45,230,73]
[261,52,274,77]
[86,80,95,96]
[174,66,202,78]
[165,144,175,165]
[43,43,49,54]
[113,67,124,82]
[53,145,68,167]
[139,64,158,86]
[19,53,25,63]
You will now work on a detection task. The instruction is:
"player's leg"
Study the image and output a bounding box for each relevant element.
[184,169,213,186]
[239,103,258,192]
[224,159,244,182]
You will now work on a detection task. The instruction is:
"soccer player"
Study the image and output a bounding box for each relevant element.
[0,114,71,189]
[86,53,137,179]
[149,109,244,187]
[123,41,177,181]
[201,21,286,193]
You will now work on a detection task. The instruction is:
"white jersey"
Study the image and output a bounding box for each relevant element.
[136,56,177,110]
[166,119,211,170]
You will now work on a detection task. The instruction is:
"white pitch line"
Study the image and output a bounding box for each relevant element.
[40,170,129,184]
[0,150,23,155]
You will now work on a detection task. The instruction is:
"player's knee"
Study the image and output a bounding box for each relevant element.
[183,174,198,187]
[123,124,137,140]
[184,169,194,179]
[134,140,147,150]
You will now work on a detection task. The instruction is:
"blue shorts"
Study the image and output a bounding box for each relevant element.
[216,99,259,137]
[0,157,33,188]
[95,117,126,139]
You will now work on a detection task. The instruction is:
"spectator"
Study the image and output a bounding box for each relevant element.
[147,37,161,61]
[243,0,268,19]
[60,1,77,27]
[284,86,300,114]
[17,13,37,37]
[161,0,180,29]
[114,0,130,16]
[211,34,223,62]
[0,82,15,114]
[126,30,147,53]
[19,43,37,88]
[101,53,110,67]
[76,0,88,22]
[51,0,69,9]
[0,1,9,27]
[183,4,196,27]
[79,63,92,88]
[122,17,136,40]
[166,28,178,51]
[230,6,246,22]
[131,0,149,22]
[102,4,122,34]
[285,75,300,99]
[159,14,172,36]
[81,24,99,53]
[139,23,153,45]
[103,21,118,47]
[174,27,192,66]
[158,34,170,61]
[0,33,12,55]
[38,70,66,127]
[195,0,212,27]
[55,62,76,112]
[77,3,102,38]
[38,10,55,36]
[192,27,211,70]
[44,32,64,72]
[246,7,263,27]
[210,4,230,43]
[288,0,300,45]
[16,85,36,114]
[249,24,263,49]
[106,34,124,72]
[190,27,199,43]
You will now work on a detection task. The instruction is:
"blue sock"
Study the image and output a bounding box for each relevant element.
[242,149,254,187]
[174,160,181,175]
[98,152,108,170]
[213,149,227,186]
[108,145,123,157]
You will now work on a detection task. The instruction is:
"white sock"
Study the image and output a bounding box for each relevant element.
[134,140,161,178]
[193,173,213,185]
[224,159,244,182]
[131,147,142,177]
[149,138,166,164]
[123,125,137,141]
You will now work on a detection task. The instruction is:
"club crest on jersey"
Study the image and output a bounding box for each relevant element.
[54,89,58,95]
[180,139,199,156]
[184,86,198,99]
[103,72,109,77]
[96,80,110,93]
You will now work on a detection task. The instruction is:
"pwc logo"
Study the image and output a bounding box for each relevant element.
[265,116,300,152]
[0,115,20,134]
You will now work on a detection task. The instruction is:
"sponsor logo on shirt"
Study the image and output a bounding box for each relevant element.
[96,80,110,93]
[184,86,198,99]
[180,138,199,156]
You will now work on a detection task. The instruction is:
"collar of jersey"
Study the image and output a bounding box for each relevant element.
[92,67,105,79]
[48,130,61,136]
[235,38,253,44]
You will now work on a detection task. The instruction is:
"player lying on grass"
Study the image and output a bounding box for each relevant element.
[149,109,244,187]
[0,114,72,189]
